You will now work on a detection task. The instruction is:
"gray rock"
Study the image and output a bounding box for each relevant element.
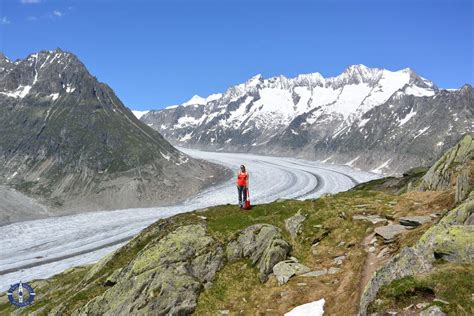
[433,225,474,263]
[334,255,346,265]
[273,260,311,285]
[300,269,328,277]
[75,224,224,316]
[285,210,306,239]
[328,267,341,274]
[419,306,446,316]
[419,135,474,192]
[399,216,432,227]
[455,170,470,203]
[374,225,406,241]
[353,214,388,225]
[226,224,291,282]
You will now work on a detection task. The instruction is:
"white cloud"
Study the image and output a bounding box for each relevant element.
[52,10,63,17]
[0,16,10,25]
[20,0,41,4]
[27,16,38,22]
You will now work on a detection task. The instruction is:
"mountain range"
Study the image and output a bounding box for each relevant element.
[0,49,227,224]
[141,65,473,174]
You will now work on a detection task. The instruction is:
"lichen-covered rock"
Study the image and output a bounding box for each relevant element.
[74,224,224,316]
[359,198,474,315]
[273,260,311,285]
[433,225,474,263]
[455,169,470,203]
[226,224,291,282]
[285,210,306,239]
[418,135,473,193]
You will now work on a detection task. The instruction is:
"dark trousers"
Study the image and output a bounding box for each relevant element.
[237,186,247,206]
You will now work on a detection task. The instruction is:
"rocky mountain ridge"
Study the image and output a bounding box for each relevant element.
[0,49,228,224]
[141,65,472,174]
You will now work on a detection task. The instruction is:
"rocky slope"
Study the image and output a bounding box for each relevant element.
[0,49,228,224]
[141,65,473,174]
[1,136,472,315]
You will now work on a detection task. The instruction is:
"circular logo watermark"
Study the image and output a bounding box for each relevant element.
[7,281,35,307]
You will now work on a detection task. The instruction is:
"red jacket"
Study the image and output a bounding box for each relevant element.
[237,171,249,187]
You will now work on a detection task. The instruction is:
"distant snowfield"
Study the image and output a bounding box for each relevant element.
[131,110,149,119]
[0,149,379,291]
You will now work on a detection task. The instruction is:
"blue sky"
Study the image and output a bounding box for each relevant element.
[0,0,472,110]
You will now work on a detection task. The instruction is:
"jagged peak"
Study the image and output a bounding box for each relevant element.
[0,52,10,63]
[245,74,263,86]
[183,94,207,106]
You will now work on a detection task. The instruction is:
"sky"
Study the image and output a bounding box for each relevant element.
[0,0,472,110]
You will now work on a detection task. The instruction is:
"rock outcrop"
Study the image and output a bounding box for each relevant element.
[226,224,292,282]
[418,135,473,193]
[359,196,474,314]
[75,224,224,315]
[285,210,306,239]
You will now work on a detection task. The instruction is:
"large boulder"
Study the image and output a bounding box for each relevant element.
[74,224,224,316]
[418,135,473,192]
[433,225,474,263]
[226,224,291,282]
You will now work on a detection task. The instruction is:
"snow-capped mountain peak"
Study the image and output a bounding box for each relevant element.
[183,95,207,106]
[141,65,470,175]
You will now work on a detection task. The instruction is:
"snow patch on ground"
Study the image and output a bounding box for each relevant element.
[345,156,360,167]
[398,108,417,126]
[285,298,325,316]
[160,151,171,161]
[0,85,32,98]
[49,93,59,101]
[413,126,429,139]
[358,118,370,128]
[371,159,391,174]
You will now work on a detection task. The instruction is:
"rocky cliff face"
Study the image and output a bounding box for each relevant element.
[141,66,472,175]
[0,49,227,223]
[418,135,474,201]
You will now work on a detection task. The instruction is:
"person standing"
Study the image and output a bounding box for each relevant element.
[236,165,249,208]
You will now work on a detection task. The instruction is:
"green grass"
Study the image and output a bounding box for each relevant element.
[369,263,474,314]
[194,260,260,315]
